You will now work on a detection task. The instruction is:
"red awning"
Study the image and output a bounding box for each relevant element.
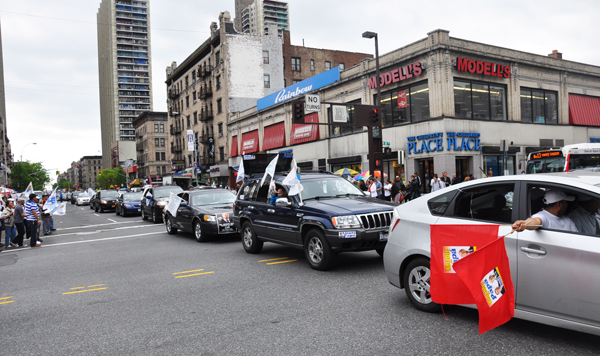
[262,122,286,150]
[290,113,320,145]
[241,130,259,153]
[230,136,238,157]
[569,94,600,126]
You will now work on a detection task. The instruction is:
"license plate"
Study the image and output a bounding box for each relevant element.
[112,205,115,208]
[380,232,388,241]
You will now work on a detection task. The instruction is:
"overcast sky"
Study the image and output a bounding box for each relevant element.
[0,0,599,184]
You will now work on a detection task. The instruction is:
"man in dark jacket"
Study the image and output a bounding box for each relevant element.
[410,175,420,200]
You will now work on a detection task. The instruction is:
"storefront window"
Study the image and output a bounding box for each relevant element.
[484,155,515,176]
[374,81,430,126]
[520,88,558,124]
[454,79,507,121]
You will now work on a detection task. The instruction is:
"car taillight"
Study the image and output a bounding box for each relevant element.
[391,218,401,233]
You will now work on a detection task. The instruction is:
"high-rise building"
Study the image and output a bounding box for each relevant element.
[0,19,13,177]
[97,0,153,169]
[238,0,289,36]
[234,0,253,33]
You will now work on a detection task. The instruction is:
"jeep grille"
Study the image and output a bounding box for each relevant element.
[357,212,393,230]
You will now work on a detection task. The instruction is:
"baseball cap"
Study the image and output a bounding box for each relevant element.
[543,190,575,204]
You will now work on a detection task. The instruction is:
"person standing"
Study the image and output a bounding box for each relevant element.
[441,172,451,187]
[368,178,377,198]
[413,172,422,197]
[374,176,383,199]
[410,175,420,200]
[451,174,459,185]
[1,200,16,248]
[25,194,42,248]
[384,179,393,201]
[14,198,26,247]
[41,194,52,236]
[430,176,445,192]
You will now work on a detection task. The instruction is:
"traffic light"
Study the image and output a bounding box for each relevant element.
[371,108,380,123]
[354,104,382,126]
[98,171,102,176]
[292,100,305,123]
[56,171,60,176]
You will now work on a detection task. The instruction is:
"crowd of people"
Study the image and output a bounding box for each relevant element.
[0,193,57,250]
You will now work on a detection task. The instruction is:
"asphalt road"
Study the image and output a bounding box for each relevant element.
[0,202,599,355]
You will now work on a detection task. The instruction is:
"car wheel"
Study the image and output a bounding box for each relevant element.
[152,209,160,224]
[141,209,148,220]
[95,205,98,212]
[166,216,178,235]
[100,206,104,213]
[304,229,337,271]
[194,220,208,242]
[116,207,120,216]
[376,248,385,257]
[241,221,262,253]
[403,257,441,313]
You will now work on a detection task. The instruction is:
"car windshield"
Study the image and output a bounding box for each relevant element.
[301,177,365,200]
[72,192,80,197]
[154,187,183,198]
[123,192,143,201]
[102,191,119,198]
[191,191,236,206]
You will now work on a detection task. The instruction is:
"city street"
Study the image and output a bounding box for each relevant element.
[0,205,598,355]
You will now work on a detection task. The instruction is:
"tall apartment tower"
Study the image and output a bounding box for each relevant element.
[97,0,153,169]
[234,0,253,33]
[238,0,289,36]
[0,19,12,171]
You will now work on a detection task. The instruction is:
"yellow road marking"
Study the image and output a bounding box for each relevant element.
[259,257,289,262]
[62,287,108,295]
[173,269,204,275]
[0,301,14,305]
[87,284,105,288]
[0,296,13,300]
[70,287,86,290]
[266,259,298,265]
[175,271,215,279]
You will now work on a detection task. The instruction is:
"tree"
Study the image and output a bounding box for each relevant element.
[9,161,51,191]
[96,167,126,189]
[52,179,72,190]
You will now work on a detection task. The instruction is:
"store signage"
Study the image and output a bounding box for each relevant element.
[171,160,185,165]
[242,138,256,152]
[293,125,313,140]
[456,57,511,78]
[368,62,423,90]
[397,90,407,109]
[407,132,481,154]
[590,138,600,143]
[208,137,215,158]
[187,130,195,152]
[257,67,340,111]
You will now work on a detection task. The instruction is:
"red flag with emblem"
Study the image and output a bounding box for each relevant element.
[430,224,499,305]
[453,236,515,334]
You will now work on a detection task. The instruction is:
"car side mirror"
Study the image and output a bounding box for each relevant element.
[275,198,291,207]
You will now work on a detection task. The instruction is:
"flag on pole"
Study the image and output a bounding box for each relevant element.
[236,155,245,184]
[453,236,515,335]
[282,159,303,196]
[430,224,499,305]
[260,155,279,187]
[88,188,95,197]
[52,202,67,216]
[43,188,59,214]
[25,182,34,195]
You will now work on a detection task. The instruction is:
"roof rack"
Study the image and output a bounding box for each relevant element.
[299,170,334,175]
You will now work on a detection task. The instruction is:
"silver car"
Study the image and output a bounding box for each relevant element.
[76,195,91,206]
[383,173,600,336]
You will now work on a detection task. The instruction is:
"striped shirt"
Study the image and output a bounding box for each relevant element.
[25,201,39,221]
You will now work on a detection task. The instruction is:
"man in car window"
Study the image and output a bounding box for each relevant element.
[567,196,600,235]
[513,190,577,232]
[270,188,288,205]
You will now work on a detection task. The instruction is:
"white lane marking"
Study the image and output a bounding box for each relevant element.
[51,224,155,237]
[80,208,85,210]
[44,231,164,247]
[108,219,117,223]
[94,214,100,217]
[58,221,144,231]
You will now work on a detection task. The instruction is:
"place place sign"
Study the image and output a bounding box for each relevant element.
[407,132,481,154]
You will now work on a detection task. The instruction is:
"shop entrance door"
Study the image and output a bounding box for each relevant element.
[416,158,434,193]
[455,157,470,182]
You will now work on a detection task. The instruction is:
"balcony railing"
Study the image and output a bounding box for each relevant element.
[168,88,179,99]
[200,109,214,121]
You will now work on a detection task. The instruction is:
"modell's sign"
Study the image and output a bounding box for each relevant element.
[368,62,423,90]
[456,57,511,78]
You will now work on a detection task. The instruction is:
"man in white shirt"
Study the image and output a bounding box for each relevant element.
[430,175,445,192]
[513,190,577,232]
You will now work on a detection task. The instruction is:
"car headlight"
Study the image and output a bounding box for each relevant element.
[203,215,216,222]
[124,204,133,208]
[331,215,361,229]
[101,200,107,204]
[157,201,167,206]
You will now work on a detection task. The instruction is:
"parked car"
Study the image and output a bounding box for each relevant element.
[232,154,395,271]
[165,189,237,241]
[116,191,143,217]
[383,172,600,336]
[76,194,91,206]
[91,190,120,213]
[141,185,183,223]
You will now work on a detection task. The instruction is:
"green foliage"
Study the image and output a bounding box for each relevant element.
[9,161,51,191]
[56,179,72,190]
[96,167,127,189]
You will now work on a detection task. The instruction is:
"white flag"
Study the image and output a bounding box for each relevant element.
[88,188,95,197]
[25,182,34,195]
[44,188,59,213]
[236,156,245,183]
[282,159,303,196]
[260,155,279,187]
[52,202,67,216]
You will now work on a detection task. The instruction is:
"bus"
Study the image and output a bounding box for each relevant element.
[527,143,600,173]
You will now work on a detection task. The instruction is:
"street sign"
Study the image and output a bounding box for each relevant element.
[332,105,349,123]
[383,141,391,147]
[305,94,321,113]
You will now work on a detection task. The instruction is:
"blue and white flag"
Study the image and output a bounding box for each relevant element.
[236,156,245,184]
[52,202,67,216]
[25,182,34,195]
[43,188,59,213]
[260,155,279,187]
[282,159,303,196]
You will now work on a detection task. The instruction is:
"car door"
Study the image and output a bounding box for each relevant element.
[262,184,301,244]
[514,182,600,327]
[434,181,519,286]
[143,188,154,215]
[176,192,194,231]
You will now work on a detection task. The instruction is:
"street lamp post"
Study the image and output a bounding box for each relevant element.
[20,142,37,162]
[362,31,384,177]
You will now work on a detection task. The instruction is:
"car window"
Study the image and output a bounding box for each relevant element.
[451,183,515,223]
[102,191,119,199]
[301,177,364,200]
[528,185,600,235]
[192,191,236,206]
[428,190,458,216]
[239,182,257,201]
[124,192,143,201]
[155,187,183,198]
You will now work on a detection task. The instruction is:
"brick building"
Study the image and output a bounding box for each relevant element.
[134,111,169,185]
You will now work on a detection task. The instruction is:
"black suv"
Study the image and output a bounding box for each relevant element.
[93,190,120,213]
[232,155,395,270]
[141,185,183,223]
